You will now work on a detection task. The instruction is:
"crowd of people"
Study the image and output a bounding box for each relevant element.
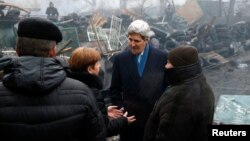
[0,15,215,141]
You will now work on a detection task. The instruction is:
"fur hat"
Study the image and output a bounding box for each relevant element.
[17,17,62,44]
[168,46,199,67]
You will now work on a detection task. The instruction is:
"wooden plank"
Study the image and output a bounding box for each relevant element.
[0,3,30,14]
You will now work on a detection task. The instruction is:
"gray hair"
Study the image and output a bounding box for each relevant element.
[128,20,150,38]
[16,37,56,57]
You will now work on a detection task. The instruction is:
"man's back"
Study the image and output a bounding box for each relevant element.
[0,57,106,141]
[46,7,58,16]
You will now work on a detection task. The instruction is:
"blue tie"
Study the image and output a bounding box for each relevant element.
[137,54,142,64]
[137,54,143,77]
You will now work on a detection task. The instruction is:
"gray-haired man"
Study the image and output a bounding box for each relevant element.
[110,19,169,141]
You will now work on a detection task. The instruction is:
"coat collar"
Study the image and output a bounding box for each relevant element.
[67,70,103,90]
[165,61,202,85]
[123,45,161,82]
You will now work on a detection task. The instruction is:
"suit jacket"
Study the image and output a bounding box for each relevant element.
[110,45,168,140]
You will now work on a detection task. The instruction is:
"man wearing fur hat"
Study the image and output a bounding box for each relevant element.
[144,45,215,141]
[110,19,168,141]
[0,17,106,141]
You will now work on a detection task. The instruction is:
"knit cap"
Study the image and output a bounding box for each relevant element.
[168,46,199,67]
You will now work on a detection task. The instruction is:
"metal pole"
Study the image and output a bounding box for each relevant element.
[227,0,236,25]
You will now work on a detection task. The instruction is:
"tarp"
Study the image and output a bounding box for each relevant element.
[176,0,203,24]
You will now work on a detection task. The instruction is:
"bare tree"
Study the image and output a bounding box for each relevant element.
[85,0,96,8]
[134,0,154,18]
[159,0,167,16]
[120,0,128,9]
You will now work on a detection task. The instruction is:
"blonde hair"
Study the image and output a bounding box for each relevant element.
[68,47,101,72]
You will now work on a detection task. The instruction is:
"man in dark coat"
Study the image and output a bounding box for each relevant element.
[144,45,215,141]
[0,17,106,141]
[46,2,59,21]
[110,19,168,141]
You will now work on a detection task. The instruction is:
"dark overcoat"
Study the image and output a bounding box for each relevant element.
[110,45,168,141]
[67,71,128,137]
[144,62,215,141]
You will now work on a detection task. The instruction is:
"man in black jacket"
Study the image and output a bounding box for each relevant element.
[46,2,59,21]
[0,17,106,141]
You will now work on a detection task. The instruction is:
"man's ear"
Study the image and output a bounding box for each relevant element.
[48,42,57,57]
[48,46,56,57]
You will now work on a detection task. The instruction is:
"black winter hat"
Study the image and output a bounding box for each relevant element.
[17,17,62,44]
[168,46,199,67]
